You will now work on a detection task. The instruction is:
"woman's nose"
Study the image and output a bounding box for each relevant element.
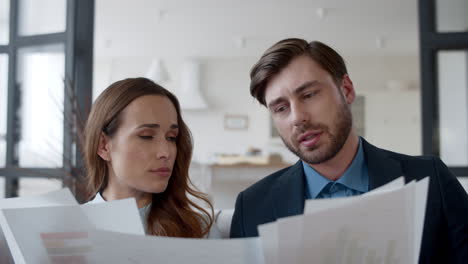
[156,141,170,160]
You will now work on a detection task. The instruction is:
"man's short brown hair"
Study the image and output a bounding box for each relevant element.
[250,38,348,106]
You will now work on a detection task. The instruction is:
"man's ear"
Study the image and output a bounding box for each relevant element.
[97,132,111,162]
[341,74,356,105]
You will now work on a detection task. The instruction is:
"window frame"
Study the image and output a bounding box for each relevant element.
[419,0,468,176]
[0,0,94,199]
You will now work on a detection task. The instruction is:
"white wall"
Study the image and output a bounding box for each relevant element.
[211,180,255,210]
[347,55,421,156]
[183,58,274,163]
[209,165,286,209]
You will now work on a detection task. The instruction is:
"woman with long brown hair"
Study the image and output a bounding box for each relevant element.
[84,77,219,238]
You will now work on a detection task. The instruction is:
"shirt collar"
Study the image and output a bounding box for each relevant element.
[303,137,368,198]
[302,161,330,199]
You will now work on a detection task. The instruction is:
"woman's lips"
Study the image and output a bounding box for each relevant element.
[149,167,171,177]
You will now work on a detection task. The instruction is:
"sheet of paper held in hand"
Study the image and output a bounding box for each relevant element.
[301,177,427,264]
[0,189,78,264]
[87,230,264,264]
[258,177,405,264]
[259,177,428,264]
[2,196,144,264]
[1,177,428,264]
[2,192,265,264]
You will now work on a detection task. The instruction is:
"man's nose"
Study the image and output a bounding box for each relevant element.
[291,103,309,127]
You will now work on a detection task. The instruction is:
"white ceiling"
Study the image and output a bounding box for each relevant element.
[94,0,419,58]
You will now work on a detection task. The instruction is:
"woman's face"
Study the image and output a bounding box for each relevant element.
[98,95,178,196]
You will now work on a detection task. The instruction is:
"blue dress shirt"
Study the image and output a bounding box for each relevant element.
[303,138,369,199]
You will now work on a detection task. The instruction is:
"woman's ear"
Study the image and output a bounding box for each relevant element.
[97,132,111,161]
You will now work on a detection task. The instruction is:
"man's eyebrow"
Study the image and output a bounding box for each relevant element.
[267,97,287,109]
[293,80,320,96]
[267,81,319,109]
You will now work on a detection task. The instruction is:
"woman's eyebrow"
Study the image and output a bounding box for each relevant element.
[136,124,179,129]
[137,124,160,129]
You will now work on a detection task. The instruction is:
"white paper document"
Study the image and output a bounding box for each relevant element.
[0,189,78,264]
[1,192,264,264]
[81,198,145,235]
[259,177,428,264]
[2,205,94,264]
[258,221,278,264]
[88,230,264,264]
[301,183,415,264]
[1,196,145,263]
[304,177,405,215]
[0,189,78,209]
[1,177,428,264]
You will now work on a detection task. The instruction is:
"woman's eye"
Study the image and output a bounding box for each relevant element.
[139,136,154,140]
[167,136,177,142]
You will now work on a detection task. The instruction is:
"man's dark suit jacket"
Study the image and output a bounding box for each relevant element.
[230,139,468,263]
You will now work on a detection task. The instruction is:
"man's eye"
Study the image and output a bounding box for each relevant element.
[303,91,317,99]
[274,106,286,113]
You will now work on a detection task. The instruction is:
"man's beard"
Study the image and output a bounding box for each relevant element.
[280,101,353,165]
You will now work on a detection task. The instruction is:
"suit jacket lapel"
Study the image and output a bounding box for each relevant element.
[362,139,404,190]
[272,161,306,219]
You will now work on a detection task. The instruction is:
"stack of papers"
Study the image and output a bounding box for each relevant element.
[0,190,264,264]
[259,177,428,264]
[0,189,78,264]
[0,177,428,264]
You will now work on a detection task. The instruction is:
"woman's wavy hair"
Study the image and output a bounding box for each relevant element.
[84,77,213,237]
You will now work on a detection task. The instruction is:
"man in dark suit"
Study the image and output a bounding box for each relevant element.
[230,38,468,263]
